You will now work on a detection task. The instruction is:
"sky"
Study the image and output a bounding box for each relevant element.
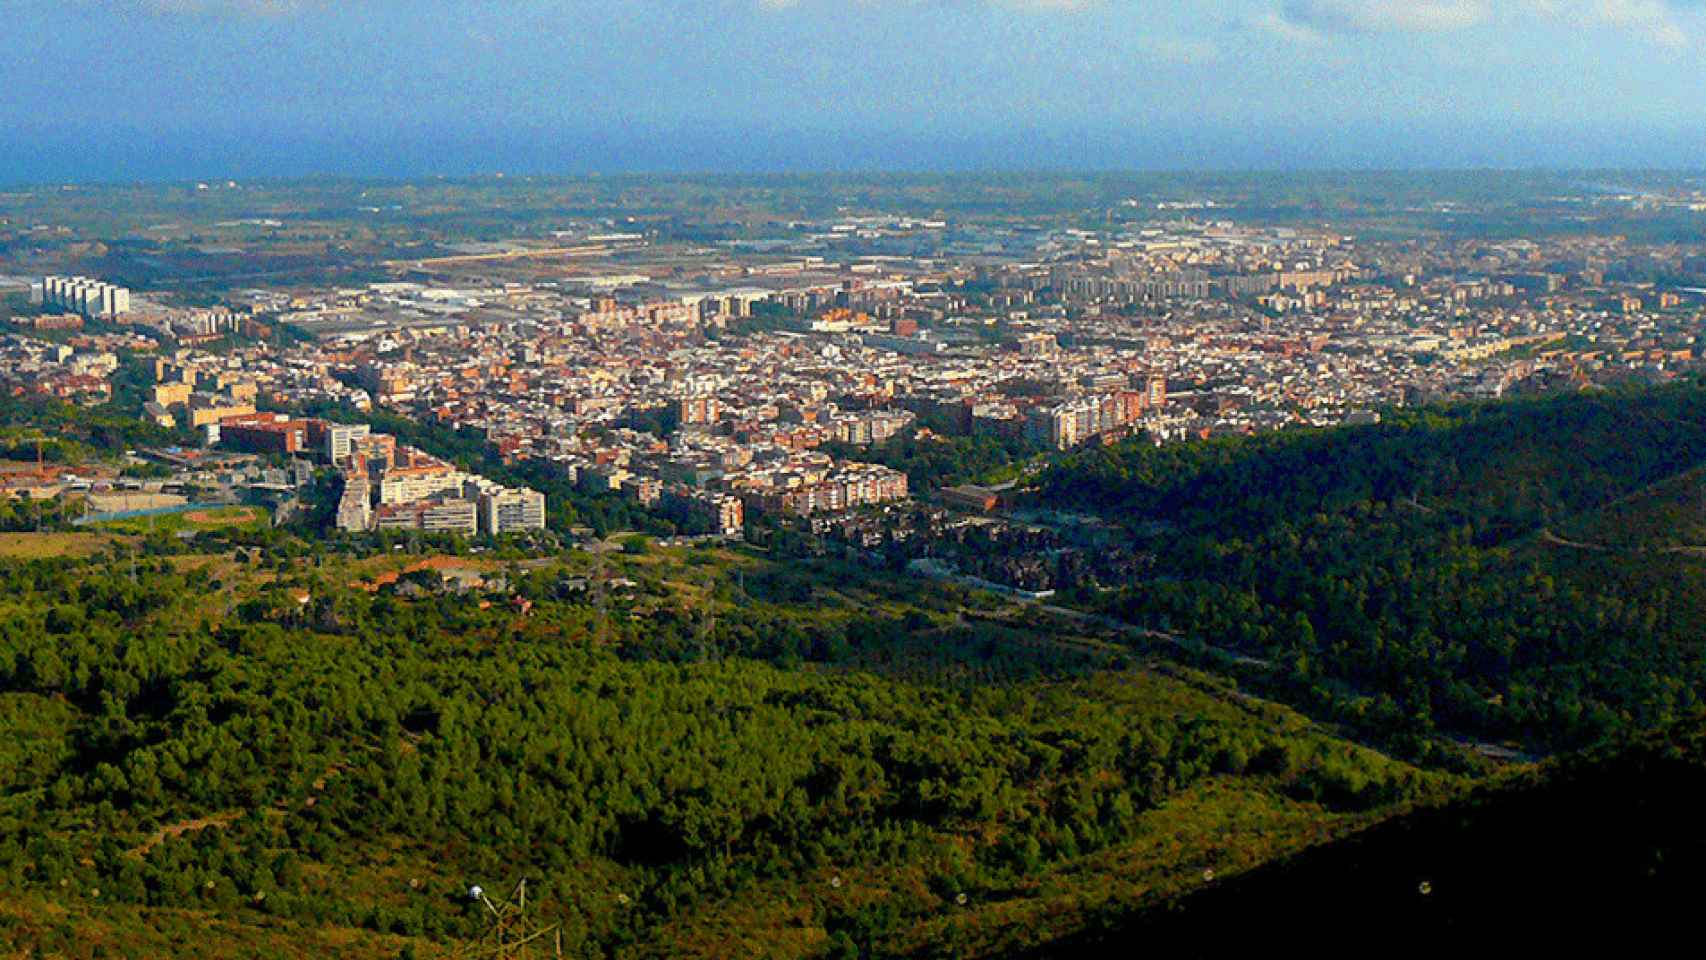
[3,0,1706,180]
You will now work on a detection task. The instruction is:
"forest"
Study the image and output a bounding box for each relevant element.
[0,530,1438,958]
[1037,379,1706,755]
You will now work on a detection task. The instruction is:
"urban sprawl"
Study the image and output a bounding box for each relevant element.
[7,202,1706,555]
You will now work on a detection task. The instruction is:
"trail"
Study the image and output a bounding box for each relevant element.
[127,764,345,858]
[1539,529,1608,552]
[127,810,243,858]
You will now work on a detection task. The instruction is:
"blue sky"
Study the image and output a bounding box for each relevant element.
[4,0,1706,179]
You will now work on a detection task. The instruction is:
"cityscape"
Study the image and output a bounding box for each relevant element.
[9,0,1706,954]
[6,181,1706,580]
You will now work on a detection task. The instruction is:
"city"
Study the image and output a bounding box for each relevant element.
[7,187,1705,583]
[10,0,1706,953]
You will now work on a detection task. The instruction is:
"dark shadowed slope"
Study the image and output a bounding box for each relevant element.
[1030,717,1706,954]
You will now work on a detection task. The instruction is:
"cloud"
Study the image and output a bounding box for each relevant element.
[1276,0,1489,35]
[1264,0,1698,47]
[1528,0,1694,48]
[1249,11,1332,42]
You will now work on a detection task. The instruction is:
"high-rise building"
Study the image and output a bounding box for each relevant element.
[41,276,131,319]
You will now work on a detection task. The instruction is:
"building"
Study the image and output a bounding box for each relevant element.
[42,276,131,318]
[313,422,372,465]
[941,484,1002,513]
[752,464,908,517]
[676,396,721,426]
[831,410,914,446]
[218,413,310,455]
[188,394,257,429]
[373,497,479,535]
[378,455,467,505]
[336,473,373,532]
[478,487,547,534]
[1024,393,1138,450]
[152,381,193,408]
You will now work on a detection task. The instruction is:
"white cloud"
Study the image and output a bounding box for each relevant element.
[1529,0,1694,48]
[1250,10,1332,42]
[1264,0,1698,48]
[1277,0,1489,35]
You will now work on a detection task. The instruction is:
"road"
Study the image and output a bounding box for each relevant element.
[1032,601,1274,669]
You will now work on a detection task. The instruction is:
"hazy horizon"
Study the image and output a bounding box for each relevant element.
[5,124,1706,186]
[8,1,1706,183]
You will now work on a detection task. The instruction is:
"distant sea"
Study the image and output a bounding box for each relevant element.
[3,124,1704,185]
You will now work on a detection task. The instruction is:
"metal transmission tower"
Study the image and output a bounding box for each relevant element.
[593,549,609,646]
[697,572,718,662]
[459,879,563,959]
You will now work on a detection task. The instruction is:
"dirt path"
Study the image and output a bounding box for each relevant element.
[127,764,346,858]
[1539,529,1608,551]
[127,810,243,858]
[1541,528,1706,557]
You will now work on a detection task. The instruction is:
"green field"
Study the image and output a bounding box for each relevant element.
[90,505,269,536]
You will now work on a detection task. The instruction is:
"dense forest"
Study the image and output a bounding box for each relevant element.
[0,535,1437,958]
[1037,380,1706,754]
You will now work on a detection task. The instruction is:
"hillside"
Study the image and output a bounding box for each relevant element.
[1035,717,1706,951]
[0,535,1445,959]
[1037,380,1706,755]
[10,380,1706,955]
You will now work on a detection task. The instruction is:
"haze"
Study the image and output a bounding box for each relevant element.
[6,0,1706,181]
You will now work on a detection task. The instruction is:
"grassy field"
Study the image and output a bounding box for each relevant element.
[91,505,269,536]
[0,531,112,559]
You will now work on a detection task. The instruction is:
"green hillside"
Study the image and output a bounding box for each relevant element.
[0,540,1442,959]
[1038,380,1706,755]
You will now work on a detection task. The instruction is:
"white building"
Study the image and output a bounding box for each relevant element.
[42,276,131,319]
[325,423,372,465]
